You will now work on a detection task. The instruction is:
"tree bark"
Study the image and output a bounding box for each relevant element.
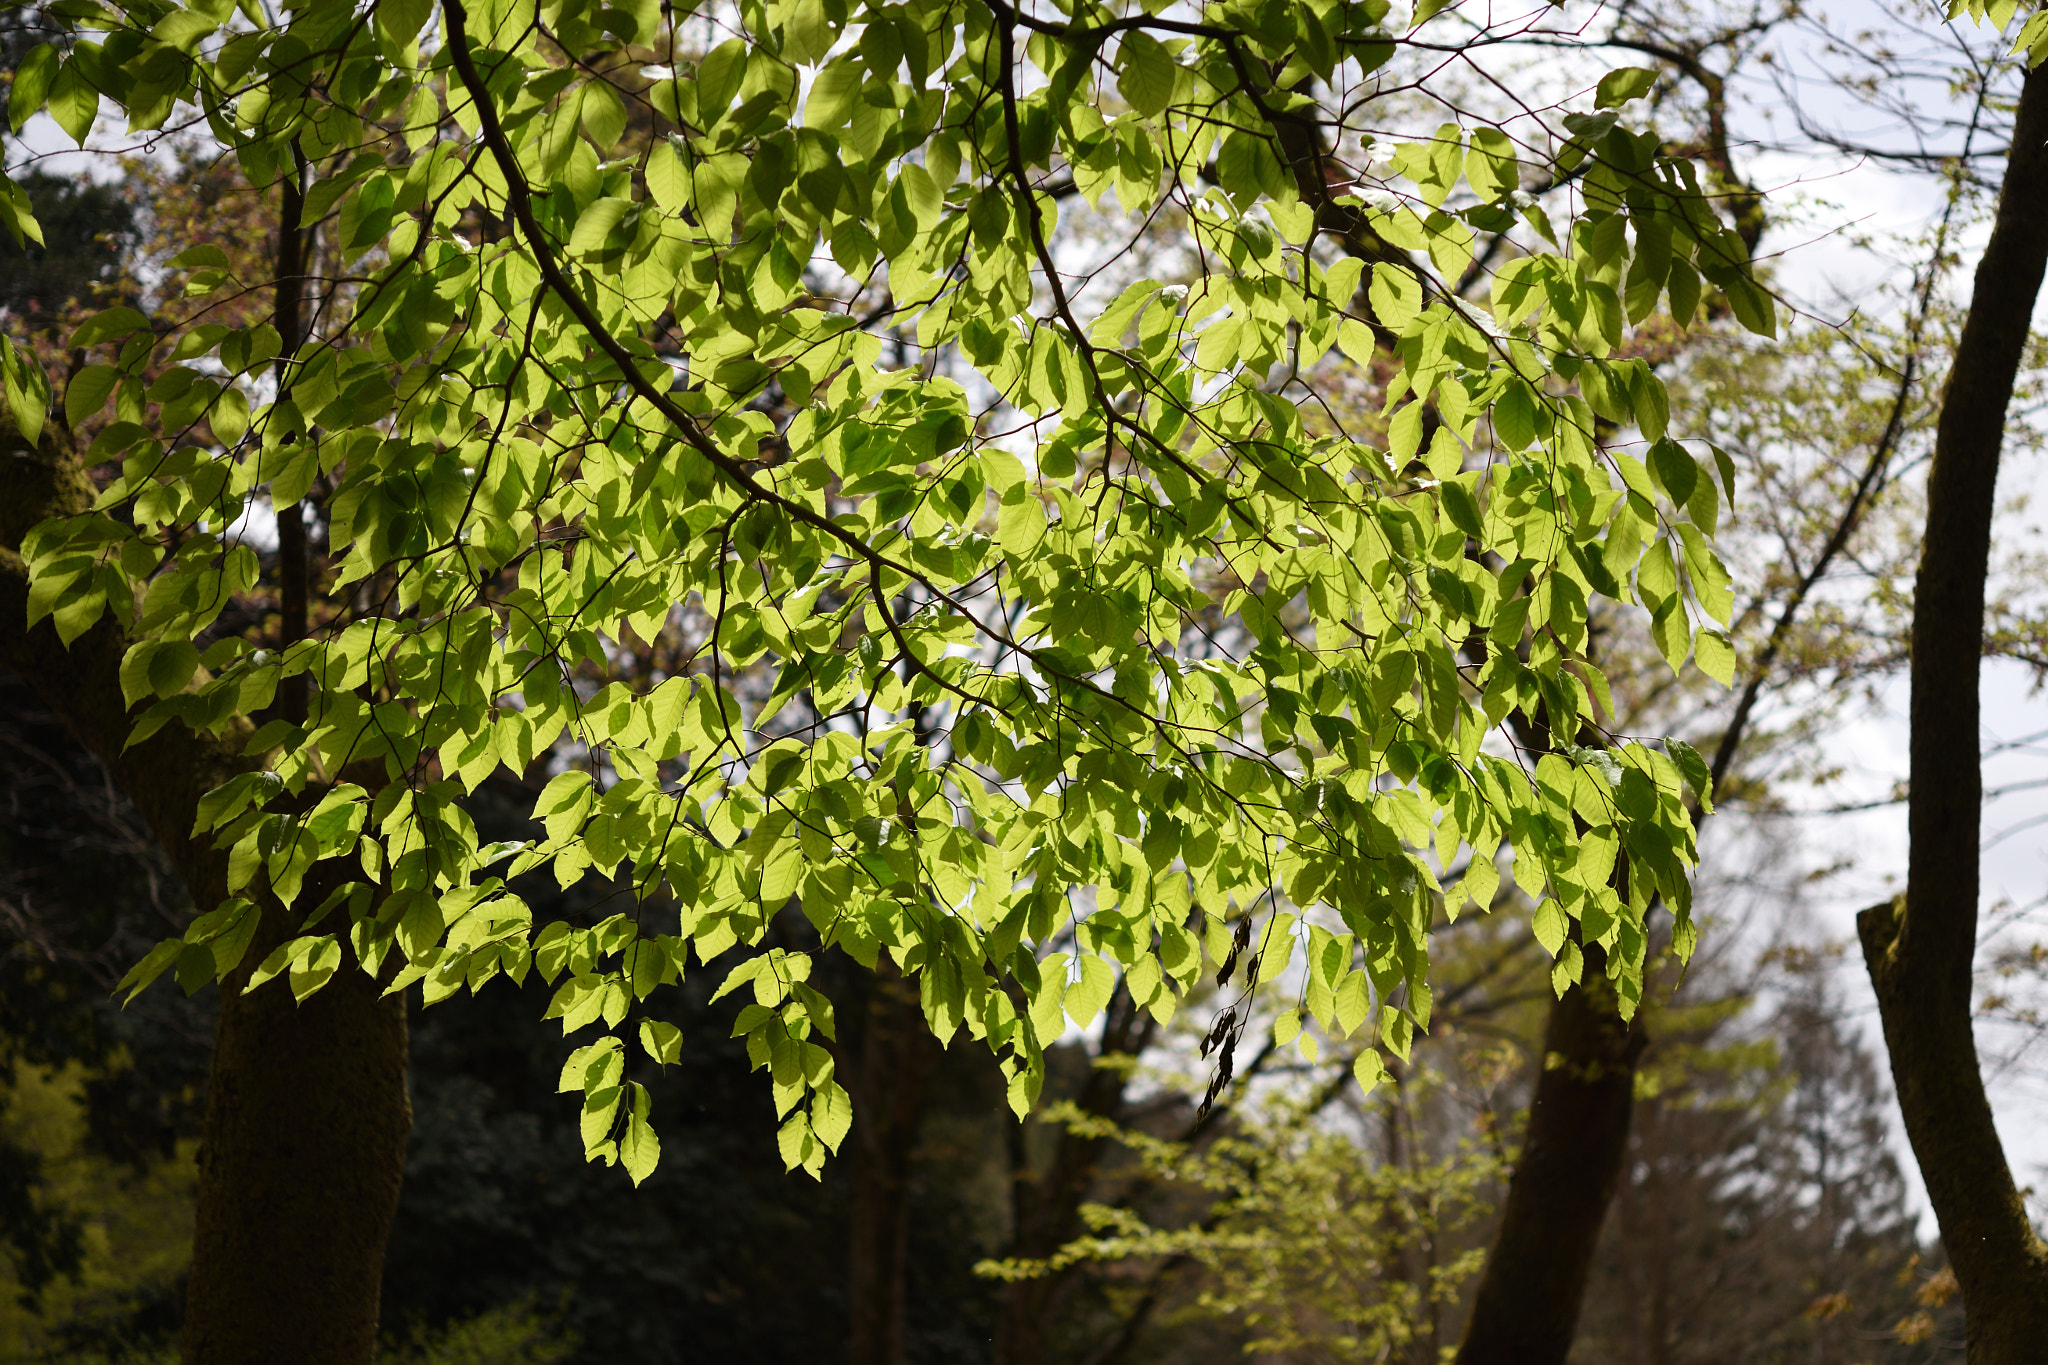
[183,938,409,1365]
[845,961,940,1365]
[1451,678,1651,1365]
[0,416,411,1364]
[1455,944,1645,1365]
[1857,59,2048,1362]
[994,984,1156,1365]
[272,155,311,727]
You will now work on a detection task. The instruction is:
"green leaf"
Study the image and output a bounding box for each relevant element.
[211,386,250,446]
[1709,444,1739,511]
[620,1084,660,1184]
[1393,124,1465,208]
[1273,1007,1302,1046]
[1532,899,1567,956]
[207,899,260,976]
[1353,1048,1385,1096]
[1668,259,1701,328]
[1551,940,1584,996]
[116,939,183,1005]
[1369,263,1423,331]
[579,81,627,150]
[1215,130,1274,201]
[245,936,313,996]
[1595,67,1658,108]
[169,243,231,270]
[147,640,200,699]
[1334,971,1370,1037]
[1465,127,1520,202]
[8,43,58,133]
[568,197,633,255]
[559,1036,623,1094]
[1,337,50,445]
[1065,955,1116,1029]
[1675,523,1734,625]
[646,140,688,214]
[175,941,216,995]
[1650,597,1692,673]
[639,1019,683,1065]
[69,307,150,349]
[152,10,216,51]
[1630,367,1670,441]
[1193,314,1243,372]
[1636,537,1679,608]
[1666,738,1715,815]
[375,0,432,49]
[1387,401,1424,467]
[812,1080,852,1150]
[1116,31,1177,117]
[1089,278,1164,347]
[47,59,96,147]
[1441,480,1483,538]
[1492,381,1537,450]
[0,171,44,248]
[1722,274,1777,338]
[804,56,862,129]
[1648,439,1697,507]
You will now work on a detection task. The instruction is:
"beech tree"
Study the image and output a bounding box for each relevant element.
[1,0,1776,1356]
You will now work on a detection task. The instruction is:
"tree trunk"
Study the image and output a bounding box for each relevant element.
[183,934,410,1364]
[0,416,412,1364]
[994,984,1155,1365]
[1455,945,1645,1365]
[272,155,311,728]
[845,961,940,1365]
[1857,59,2048,1362]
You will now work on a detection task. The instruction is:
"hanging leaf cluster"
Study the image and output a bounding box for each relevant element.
[5,0,1769,1181]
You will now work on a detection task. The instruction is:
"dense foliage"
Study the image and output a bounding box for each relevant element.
[1,0,1769,1186]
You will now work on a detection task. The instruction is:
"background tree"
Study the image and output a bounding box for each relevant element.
[1856,4,2048,1358]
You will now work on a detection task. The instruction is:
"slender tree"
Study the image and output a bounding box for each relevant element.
[1857,15,2048,1360]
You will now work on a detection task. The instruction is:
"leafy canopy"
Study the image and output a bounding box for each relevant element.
[3,0,1766,1182]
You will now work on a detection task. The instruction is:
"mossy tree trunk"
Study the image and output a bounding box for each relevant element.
[0,415,412,1364]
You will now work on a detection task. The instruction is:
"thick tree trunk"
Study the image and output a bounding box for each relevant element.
[1455,945,1645,1365]
[183,939,409,1364]
[1857,60,2048,1362]
[0,416,411,1364]
[845,961,940,1365]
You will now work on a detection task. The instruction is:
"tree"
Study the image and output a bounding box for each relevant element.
[1574,938,1953,1365]
[1856,3,2048,1358]
[970,920,1539,1365]
[985,1092,1502,1365]
[0,403,414,1365]
[1,0,1775,1357]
